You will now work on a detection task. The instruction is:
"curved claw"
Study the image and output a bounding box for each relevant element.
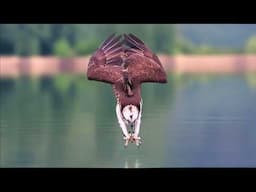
[133,136,142,146]
[123,135,142,147]
[123,136,131,147]
[124,139,129,147]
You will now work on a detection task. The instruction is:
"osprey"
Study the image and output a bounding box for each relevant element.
[87,33,167,147]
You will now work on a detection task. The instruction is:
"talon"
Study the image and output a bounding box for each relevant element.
[123,135,130,140]
[123,135,131,147]
[132,136,142,146]
[124,139,129,147]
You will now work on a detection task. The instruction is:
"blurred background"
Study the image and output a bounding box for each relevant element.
[1,24,256,56]
[1,24,256,167]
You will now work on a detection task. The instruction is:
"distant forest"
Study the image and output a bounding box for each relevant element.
[177,24,256,48]
[1,24,255,56]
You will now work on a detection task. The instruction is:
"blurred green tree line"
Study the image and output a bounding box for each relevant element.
[0,24,255,56]
[0,24,176,56]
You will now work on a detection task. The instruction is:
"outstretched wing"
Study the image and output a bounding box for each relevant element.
[124,33,167,83]
[87,34,124,84]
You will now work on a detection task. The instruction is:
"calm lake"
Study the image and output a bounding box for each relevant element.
[1,74,256,167]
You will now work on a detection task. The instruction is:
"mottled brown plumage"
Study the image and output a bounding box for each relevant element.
[87,33,167,111]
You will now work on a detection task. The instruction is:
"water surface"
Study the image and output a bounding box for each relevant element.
[1,74,256,167]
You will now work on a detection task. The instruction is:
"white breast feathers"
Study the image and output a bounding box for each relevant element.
[122,105,139,123]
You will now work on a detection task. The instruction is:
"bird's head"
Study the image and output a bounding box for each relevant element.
[122,105,139,123]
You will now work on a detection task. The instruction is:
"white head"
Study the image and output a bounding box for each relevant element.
[122,105,139,123]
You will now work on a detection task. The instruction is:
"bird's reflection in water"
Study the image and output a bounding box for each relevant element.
[124,159,141,168]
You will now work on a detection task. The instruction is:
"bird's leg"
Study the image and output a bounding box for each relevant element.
[132,100,143,146]
[129,123,135,143]
[116,103,130,146]
[133,112,142,146]
[120,123,130,147]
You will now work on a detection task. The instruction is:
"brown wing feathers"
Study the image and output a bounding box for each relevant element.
[124,33,146,51]
[124,34,167,83]
[87,33,167,85]
[124,33,161,65]
[87,34,124,84]
[92,34,123,66]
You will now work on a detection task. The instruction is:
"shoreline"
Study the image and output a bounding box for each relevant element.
[1,54,256,78]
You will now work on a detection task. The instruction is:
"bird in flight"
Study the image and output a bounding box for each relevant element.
[87,33,167,147]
